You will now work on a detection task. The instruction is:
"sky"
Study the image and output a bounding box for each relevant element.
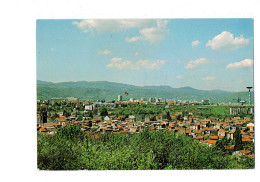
[37,19,254,92]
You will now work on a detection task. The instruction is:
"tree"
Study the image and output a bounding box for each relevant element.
[165,111,171,120]
[216,137,229,152]
[234,125,243,151]
[100,107,108,116]
[86,111,93,118]
[176,114,182,121]
[78,114,83,121]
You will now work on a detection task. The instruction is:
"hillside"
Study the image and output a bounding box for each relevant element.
[37,80,253,103]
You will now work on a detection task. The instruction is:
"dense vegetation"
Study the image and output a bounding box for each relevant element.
[37,126,254,170]
[37,80,253,103]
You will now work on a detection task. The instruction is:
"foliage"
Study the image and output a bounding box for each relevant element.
[234,125,243,151]
[56,125,83,141]
[37,132,84,170]
[37,130,254,170]
[216,137,230,152]
[100,107,108,116]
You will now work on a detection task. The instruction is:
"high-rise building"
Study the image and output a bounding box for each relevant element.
[141,97,148,102]
[118,95,123,102]
[149,98,156,102]
[202,99,209,105]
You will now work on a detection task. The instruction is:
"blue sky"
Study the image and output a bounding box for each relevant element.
[37,19,253,92]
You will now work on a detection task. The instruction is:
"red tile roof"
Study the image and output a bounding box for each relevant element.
[209,136,218,140]
[202,140,217,144]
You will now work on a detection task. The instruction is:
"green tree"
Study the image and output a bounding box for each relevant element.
[165,111,171,120]
[176,114,182,121]
[100,107,108,116]
[56,124,83,141]
[234,125,243,151]
[216,137,229,152]
[86,111,93,118]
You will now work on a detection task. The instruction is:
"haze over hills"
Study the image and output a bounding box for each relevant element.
[37,80,253,103]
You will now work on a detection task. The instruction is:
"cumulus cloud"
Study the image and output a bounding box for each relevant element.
[226,59,253,69]
[176,75,183,79]
[72,19,169,44]
[185,58,209,69]
[72,19,157,33]
[239,80,244,84]
[206,31,249,50]
[202,76,216,81]
[97,49,112,55]
[50,48,54,51]
[106,57,166,70]
[191,40,200,47]
[125,20,168,44]
[135,52,139,56]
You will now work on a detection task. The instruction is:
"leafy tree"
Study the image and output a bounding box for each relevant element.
[234,125,243,151]
[165,111,171,120]
[56,124,83,141]
[176,114,182,121]
[100,107,108,116]
[86,111,93,118]
[216,137,229,152]
[38,130,254,170]
[78,114,83,121]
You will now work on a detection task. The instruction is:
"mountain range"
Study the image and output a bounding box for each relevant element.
[37,80,253,103]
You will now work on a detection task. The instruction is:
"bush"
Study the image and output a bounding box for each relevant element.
[56,124,83,141]
[37,130,254,170]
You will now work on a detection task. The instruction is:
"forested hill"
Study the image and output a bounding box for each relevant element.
[37,80,253,103]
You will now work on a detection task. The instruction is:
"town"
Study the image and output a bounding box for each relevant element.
[37,95,254,159]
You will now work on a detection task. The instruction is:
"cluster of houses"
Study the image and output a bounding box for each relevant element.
[37,99,254,158]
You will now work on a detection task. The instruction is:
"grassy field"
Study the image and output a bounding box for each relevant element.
[109,104,254,120]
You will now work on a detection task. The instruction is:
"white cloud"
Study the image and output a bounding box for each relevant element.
[135,52,139,56]
[72,19,156,33]
[73,19,169,44]
[176,75,183,79]
[202,76,216,81]
[185,58,209,69]
[206,31,249,50]
[191,40,200,47]
[226,59,253,69]
[239,80,244,84]
[97,49,112,55]
[106,57,166,70]
[50,48,54,51]
[125,20,168,44]
[125,37,141,42]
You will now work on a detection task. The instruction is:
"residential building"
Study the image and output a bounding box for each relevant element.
[118,95,122,102]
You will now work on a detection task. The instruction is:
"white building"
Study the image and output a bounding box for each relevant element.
[85,104,93,111]
[118,95,122,102]
[202,99,210,105]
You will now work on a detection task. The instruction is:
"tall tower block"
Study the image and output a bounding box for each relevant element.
[246,87,253,105]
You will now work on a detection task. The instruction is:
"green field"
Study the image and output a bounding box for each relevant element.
[107,104,253,120]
